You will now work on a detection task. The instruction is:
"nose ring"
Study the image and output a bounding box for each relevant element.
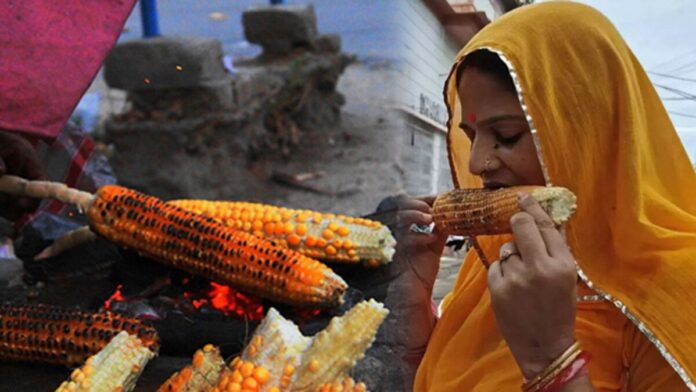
[484,158,491,172]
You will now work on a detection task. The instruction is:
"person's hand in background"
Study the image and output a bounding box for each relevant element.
[0,131,47,221]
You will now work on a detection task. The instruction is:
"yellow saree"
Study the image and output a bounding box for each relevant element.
[415,2,696,391]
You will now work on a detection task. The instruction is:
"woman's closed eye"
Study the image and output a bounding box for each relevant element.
[493,129,523,146]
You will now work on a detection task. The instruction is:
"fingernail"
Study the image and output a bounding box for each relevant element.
[517,192,529,201]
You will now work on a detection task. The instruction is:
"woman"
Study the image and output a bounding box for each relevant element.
[395,2,696,391]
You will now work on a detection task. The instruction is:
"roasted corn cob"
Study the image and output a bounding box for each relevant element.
[88,186,347,308]
[157,344,226,392]
[169,200,396,267]
[241,308,311,391]
[0,304,159,367]
[432,186,577,236]
[55,331,155,392]
[292,299,388,390]
[0,176,348,308]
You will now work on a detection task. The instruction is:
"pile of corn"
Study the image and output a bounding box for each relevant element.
[169,201,396,267]
[157,299,388,392]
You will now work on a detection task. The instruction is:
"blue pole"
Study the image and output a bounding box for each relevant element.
[140,0,160,37]
[270,0,286,4]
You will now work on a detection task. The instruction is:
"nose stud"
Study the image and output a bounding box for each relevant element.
[484,158,491,172]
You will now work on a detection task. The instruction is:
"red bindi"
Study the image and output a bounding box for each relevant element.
[467,112,477,123]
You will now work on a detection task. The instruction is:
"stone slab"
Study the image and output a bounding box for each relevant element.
[242,5,318,56]
[104,37,228,90]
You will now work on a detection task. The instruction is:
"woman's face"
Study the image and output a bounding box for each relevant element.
[457,67,545,188]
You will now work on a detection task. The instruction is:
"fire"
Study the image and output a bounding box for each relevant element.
[201,282,264,320]
[102,280,264,320]
[103,284,125,310]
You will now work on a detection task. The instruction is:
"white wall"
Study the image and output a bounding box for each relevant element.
[395,0,463,195]
[396,0,462,123]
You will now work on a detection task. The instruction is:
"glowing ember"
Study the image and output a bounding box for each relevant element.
[294,307,322,321]
[103,280,264,321]
[203,282,264,320]
[103,284,125,311]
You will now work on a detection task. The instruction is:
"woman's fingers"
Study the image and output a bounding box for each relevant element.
[510,209,547,262]
[396,210,433,230]
[517,193,570,258]
[396,197,432,213]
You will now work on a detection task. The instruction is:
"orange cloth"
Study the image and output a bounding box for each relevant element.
[415,2,696,391]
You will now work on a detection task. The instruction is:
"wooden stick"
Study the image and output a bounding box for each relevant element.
[34,226,97,260]
[0,175,95,213]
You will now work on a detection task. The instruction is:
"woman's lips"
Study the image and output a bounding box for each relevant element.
[483,181,510,189]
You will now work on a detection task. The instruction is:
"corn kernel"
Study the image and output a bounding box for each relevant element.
[337,226,350,236]
[322,229,334,240]
[227,382,242,392]
[232,370,244,383]
[305,236,317,247]
[328,222,339,231]
[253,366,271,384]
[308,358,319,372]
[203,344,215,352]
[230,357,241,368]
[193,350,205,368]
[296,223,308,235]
[243,377,258,390]
[283,364,295,376]
[325,245,337,255]
[240,362,255,378]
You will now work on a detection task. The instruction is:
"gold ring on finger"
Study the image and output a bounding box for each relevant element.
[499,249,520,262]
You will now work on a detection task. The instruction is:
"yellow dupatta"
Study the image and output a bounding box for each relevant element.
[415,2,696,391]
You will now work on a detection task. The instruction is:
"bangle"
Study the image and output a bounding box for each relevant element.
[523,342,581,391]
[538,351,591,392]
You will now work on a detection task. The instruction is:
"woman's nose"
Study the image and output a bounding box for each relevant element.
[468,137,499,176]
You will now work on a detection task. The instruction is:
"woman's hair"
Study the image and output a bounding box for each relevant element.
[457,49,516,94]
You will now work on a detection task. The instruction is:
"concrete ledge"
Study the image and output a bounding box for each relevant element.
[104,37,228,90]
[242,5,318,57]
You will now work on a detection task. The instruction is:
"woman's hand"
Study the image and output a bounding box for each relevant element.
[0,131,47,221]
[386,195,448,357]
[487,192,577,379]
[394,195,449,296]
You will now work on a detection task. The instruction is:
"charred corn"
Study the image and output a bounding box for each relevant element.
[157,344,225,392]
[432,186,577,236]
[292,299,388,390]
[0,304,159,366]
[88,186,347,308]
[168,200,396,266]
[0,177,348,308]
[55,331,154,392]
